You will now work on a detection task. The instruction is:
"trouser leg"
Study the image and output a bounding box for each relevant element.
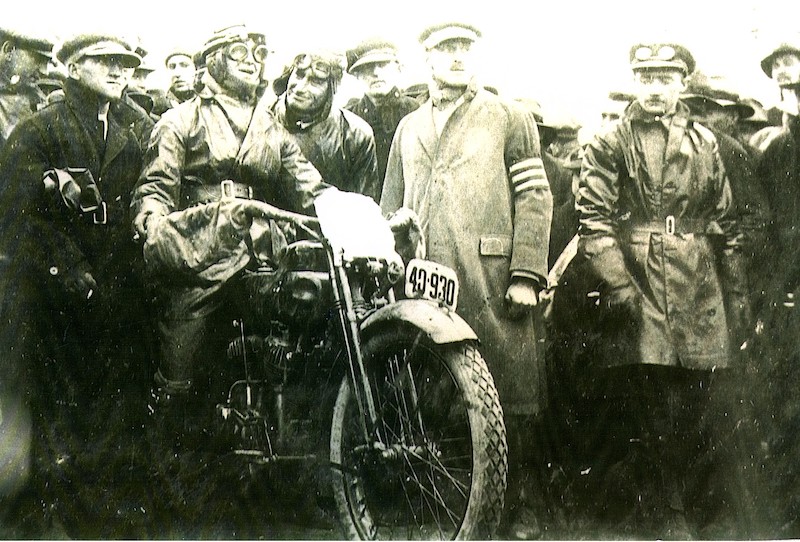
[501,414,545,540]
[157,316,209,384]
[683,370,758,538]
[149,313,213,456]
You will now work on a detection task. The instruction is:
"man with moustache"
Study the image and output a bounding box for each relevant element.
[381,22,553,539]
[345,39,418,190]
[272,49,379,200]
[0,32,153,535]
[575,42,751,538]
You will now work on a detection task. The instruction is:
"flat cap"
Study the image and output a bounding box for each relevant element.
[0,27,53,57]
[36,77,63,95]
[630,43,695,75]
[682,72,754,117]
[134,60,157,74]
[760,41,800,78]
[197,24,265,62]
[418,22,481,50]
[56,34,141,68]
[347,38,399,74]
[164,47,194,67]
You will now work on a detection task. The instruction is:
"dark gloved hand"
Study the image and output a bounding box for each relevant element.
[579,235,632,292]
[605,282,641,313]
[62,266,98,302]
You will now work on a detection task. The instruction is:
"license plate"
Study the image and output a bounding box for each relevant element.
[404,259,459,311]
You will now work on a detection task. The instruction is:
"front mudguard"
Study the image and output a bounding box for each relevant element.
[360,299,478,345]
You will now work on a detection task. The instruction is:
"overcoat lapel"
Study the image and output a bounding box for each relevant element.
[65,102,102,173]
[101,116,129,173]
[415,101,439,162]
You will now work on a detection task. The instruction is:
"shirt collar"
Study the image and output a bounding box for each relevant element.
[627,100,690,125]
[364,87,402,107]
[429,78,479,110]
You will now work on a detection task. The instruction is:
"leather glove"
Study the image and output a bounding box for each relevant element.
[579,234,632,291]
[61,265,98,302]
[386,207,425,262]
[387,207,418,232]
[505,278,540,319]
[142,200,254,280]
[579,234,642,313]
[605,283,641,312]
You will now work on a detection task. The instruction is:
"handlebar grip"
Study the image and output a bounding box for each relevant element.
[244,200,320,229]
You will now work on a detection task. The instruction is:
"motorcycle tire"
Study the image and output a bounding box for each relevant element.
[329,327,507,540]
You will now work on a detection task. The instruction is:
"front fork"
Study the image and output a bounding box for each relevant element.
[326,245,385,447]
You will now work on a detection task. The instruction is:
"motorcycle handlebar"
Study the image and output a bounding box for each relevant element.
[243,199,321,232]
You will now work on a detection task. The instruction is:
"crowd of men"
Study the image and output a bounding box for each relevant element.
[0,18,798,540]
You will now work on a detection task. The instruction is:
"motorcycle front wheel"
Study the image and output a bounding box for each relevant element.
[329,327,507,540]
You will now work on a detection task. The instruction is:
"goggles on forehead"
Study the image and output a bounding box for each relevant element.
[634,45,677,62]
[225,41,269,64]
[293,54,332,79]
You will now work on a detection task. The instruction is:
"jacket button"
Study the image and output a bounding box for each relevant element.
[49,266,58,276]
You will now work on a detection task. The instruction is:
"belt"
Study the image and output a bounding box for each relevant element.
[623,216,720,235]
[181,180,254,206]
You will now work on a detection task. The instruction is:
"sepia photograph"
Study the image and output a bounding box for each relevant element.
[0,0,797,538]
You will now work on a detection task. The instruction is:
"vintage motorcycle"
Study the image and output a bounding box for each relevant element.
[213,189,508,539]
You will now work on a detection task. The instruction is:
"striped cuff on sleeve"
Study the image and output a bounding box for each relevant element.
[509,157,548,195]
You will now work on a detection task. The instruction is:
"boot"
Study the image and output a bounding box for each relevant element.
[147,370,195,458]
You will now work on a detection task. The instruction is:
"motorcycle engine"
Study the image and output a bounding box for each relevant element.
[227,327,294,381]
[277,271,331,327]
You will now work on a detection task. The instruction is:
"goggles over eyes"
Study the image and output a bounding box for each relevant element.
[225,42,269,64]
[292,54,332,79]
[634,45,677,62]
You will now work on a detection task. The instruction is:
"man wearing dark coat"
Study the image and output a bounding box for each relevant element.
[751,38,800,537]
[381,22,552,539]
[151,48,197,117]
[0,32,153,536]
[681,78,769,336]
[272,49,379,201]
[0,31,55,510]
[131,25,329,459]
[344,39,419,190]
[575,42,752,538]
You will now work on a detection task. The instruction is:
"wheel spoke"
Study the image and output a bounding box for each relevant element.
[371,348,473,516]
[397,452,461,533]
[331,335,506,540]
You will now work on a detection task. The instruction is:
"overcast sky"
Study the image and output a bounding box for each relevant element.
[5,0,798,132]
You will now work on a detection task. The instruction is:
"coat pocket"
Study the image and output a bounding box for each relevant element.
[479,234,512,257]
